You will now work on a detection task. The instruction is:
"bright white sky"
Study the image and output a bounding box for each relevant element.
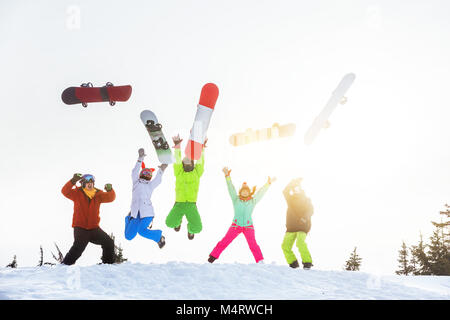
[1,0,449,275]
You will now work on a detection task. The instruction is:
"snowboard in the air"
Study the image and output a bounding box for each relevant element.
[140,110,174,164]
[185,83,219,160]
[61,82,132,108]
[304,73,355,145]
[229,123,296,147]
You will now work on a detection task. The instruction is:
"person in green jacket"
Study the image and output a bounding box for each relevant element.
[281,178,314,269]
[165,134,206,240]
[208,167,276,263]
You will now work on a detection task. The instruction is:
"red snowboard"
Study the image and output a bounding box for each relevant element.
[61,82,132,107]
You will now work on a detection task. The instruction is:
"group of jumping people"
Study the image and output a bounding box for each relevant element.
[61,135,314,270]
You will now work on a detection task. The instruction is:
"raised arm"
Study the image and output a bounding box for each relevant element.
[194,150,205,177]
[223,167,237,202]
[172,135,183,176]
[150,164,168,189]
[132,148,146,183]
[132,160,143,183]
[254,184,269,204]
[61,181,77,201]
[254,176,276,204]
[226,177,238,202]
[173,148,183,176]
[61,174,82,201]
[97,186,116,203]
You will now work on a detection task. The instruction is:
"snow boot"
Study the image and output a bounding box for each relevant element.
[289,260,300,269]
[302,262,313,270]
[208,255,216,263]
[188,232,195,240]
[158,236,166,249]
[174,225,181,232]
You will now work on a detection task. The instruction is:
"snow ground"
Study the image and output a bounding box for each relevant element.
[0,262,448,300]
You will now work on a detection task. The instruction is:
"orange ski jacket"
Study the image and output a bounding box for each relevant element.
[61,180,116,230]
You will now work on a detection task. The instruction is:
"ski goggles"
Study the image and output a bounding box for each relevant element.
[140,168,155,176]
[82,174,95,183]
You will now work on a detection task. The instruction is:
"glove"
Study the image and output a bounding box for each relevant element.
[104,184,113,192]
[159,163,168,171]
[138,148,146,159]
[203,137,208,148]
[71,173,83,185]
[222,167,231,177]
[172,134,183,148]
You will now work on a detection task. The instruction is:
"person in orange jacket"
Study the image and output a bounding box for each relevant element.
[61,173,116,265]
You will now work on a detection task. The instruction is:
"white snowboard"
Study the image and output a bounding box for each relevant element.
[304,73,356,145]
[140,110,174,164]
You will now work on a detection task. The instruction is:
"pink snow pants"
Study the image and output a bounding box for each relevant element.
[210,223,264,263]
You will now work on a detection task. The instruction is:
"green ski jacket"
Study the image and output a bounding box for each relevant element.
[173,148,205,202]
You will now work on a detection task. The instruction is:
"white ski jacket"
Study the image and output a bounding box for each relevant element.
[129,158,164,218]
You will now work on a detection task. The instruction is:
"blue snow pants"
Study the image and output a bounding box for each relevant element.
[124,212,162,243]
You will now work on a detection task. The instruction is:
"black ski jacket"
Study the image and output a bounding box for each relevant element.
[283,186,314,233]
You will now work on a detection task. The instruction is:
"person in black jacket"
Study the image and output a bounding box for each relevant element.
[281,178,314,269]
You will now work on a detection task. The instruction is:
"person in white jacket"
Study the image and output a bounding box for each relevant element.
[124,148,168,248]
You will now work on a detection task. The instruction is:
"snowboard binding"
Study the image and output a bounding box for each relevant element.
[145,120,163,132]
[79,82,117,107]
[104,82,116,106]
[152,137,169,150]
[80,82,93,108]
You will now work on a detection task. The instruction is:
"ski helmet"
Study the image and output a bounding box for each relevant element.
[80,174,95,187]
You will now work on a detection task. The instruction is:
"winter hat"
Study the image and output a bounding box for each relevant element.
[239,182,256,201]
[140,162,155,180]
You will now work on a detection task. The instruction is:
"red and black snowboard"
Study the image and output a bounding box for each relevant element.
[61,82,132,107]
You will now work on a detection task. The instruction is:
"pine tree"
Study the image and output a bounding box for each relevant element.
[410,233,431,275]
[419,204,450,276]
[408,247,419,275]
[109,233,127,264]
[434,204,450,233]
[427,224,450,275]
[344,247,362,271]
[436,204,450,250]
[115,244,127,264]
[6,255,17,268]
[396,241,412,275]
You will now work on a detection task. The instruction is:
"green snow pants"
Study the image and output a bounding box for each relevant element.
[166,202,203,234]
[281,231,312,265]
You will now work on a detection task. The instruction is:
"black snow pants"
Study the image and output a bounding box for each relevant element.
[62,227,115,265]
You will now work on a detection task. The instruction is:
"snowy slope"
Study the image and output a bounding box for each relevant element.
[0,262,448,300]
